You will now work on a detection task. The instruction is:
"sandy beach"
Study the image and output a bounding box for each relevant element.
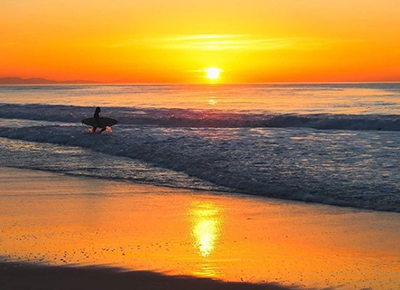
[0,167,399,290]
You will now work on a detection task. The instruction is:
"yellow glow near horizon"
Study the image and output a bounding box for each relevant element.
[206,68,221,80]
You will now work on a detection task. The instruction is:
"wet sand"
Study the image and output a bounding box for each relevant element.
[0,167,399,290]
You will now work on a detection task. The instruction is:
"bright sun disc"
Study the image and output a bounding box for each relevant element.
[206,68,221,79]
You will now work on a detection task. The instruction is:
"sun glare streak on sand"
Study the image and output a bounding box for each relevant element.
[190,201,222,258]
[0,168,399,289]
[189,201,223,278]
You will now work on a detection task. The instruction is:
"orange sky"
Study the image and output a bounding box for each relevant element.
[1,0,399,83]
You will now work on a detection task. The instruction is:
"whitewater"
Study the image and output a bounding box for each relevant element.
[0,83,399,212]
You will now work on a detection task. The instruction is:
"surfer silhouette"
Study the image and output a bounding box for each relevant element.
[93,107,106,133]
[82,107,117,132]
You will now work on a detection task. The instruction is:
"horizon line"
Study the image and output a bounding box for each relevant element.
[0,77,399,86]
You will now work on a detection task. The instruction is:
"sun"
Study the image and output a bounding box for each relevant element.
[205,68,222,80]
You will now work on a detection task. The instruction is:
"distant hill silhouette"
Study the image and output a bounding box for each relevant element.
[0,77,98,84]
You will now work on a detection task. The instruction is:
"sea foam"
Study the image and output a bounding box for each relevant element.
[0,122,398,212]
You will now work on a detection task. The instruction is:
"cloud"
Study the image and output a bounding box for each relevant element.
[153,34,341,51]
[100,34,360,52]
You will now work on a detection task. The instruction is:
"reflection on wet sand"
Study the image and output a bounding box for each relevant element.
[190,201,222,258]
[190,201,223,277]
[0,167,400,290]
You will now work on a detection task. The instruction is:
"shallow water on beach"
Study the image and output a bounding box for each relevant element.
[0,168,399,290]
[0,83,399,213]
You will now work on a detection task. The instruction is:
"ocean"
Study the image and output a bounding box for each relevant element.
[0,83,399,212]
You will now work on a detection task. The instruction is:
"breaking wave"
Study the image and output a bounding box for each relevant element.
[0,103,399,131]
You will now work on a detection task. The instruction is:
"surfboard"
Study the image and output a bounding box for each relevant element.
[82,117,118,128]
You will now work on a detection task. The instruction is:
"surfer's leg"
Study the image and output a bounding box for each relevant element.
[100,127,107,133]
[92,126,97,133]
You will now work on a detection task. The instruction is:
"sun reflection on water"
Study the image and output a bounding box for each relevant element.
[208,97,218,106]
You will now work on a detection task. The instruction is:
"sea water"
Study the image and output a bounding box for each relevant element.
[0,83,399,212]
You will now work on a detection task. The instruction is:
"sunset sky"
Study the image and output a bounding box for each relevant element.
[1,0,399,83]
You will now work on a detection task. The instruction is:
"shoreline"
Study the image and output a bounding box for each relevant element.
[1,167,399,289]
